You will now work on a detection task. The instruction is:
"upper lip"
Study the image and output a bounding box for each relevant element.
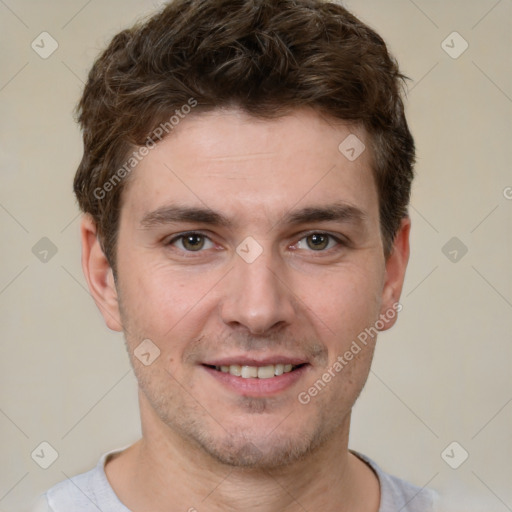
[202,356,309,367]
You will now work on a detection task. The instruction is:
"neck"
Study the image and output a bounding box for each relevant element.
[105,391,379,512]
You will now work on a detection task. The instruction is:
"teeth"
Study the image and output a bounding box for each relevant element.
[241,365,258,378]
[229,364,241,377]
[214,363,299,378]
[257,365,275,379]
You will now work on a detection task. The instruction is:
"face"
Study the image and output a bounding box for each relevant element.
[84,108,409,469]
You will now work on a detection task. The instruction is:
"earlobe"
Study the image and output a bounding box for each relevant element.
[379,217,411,331]
[80,214,123,332]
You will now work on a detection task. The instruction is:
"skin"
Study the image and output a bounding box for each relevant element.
[81,107,410,512]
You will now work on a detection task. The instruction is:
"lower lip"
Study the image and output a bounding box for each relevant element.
[202,365,309,397]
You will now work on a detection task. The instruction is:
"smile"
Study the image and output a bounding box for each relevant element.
[209,363,303,379]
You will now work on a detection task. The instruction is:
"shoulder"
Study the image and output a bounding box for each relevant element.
[352,451,439,512]
[35,449,130,512]
[40,463,103,511]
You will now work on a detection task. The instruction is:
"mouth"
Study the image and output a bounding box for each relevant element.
[201,359,310,397]
[204,363,307,379]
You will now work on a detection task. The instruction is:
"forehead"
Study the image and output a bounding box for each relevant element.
[122,108,378,226]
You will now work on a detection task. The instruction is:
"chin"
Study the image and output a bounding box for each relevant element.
[139,369,349,469]
[195,433,319,469]
[181,413,334,470]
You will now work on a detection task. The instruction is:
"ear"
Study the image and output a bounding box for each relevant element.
[80,214,123,332]
[378,217,411,331]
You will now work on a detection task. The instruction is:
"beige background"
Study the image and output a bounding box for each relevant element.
[1,0,511,511]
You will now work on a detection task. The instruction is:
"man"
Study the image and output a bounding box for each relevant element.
[36,0,438,510]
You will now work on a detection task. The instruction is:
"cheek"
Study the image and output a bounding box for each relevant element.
[297,264,383,338]
[116,259,220,351]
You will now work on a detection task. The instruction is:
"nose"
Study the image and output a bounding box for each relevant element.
[219,249,296,335]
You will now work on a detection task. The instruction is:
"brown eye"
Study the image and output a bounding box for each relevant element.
[181,234,205,251]
[293,233,343,252]
[306,233,329,250]
[170,233,213,252]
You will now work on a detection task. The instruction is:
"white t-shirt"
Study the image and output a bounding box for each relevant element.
[32,448,438,511]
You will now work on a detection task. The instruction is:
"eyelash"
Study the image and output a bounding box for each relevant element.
[167,231,347,254]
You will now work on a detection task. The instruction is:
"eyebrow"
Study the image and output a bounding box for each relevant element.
[139,202,367,230]
[280,203,367,226]
[140,206,232,229]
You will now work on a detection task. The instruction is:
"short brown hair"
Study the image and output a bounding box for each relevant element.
[74,0,415,268]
